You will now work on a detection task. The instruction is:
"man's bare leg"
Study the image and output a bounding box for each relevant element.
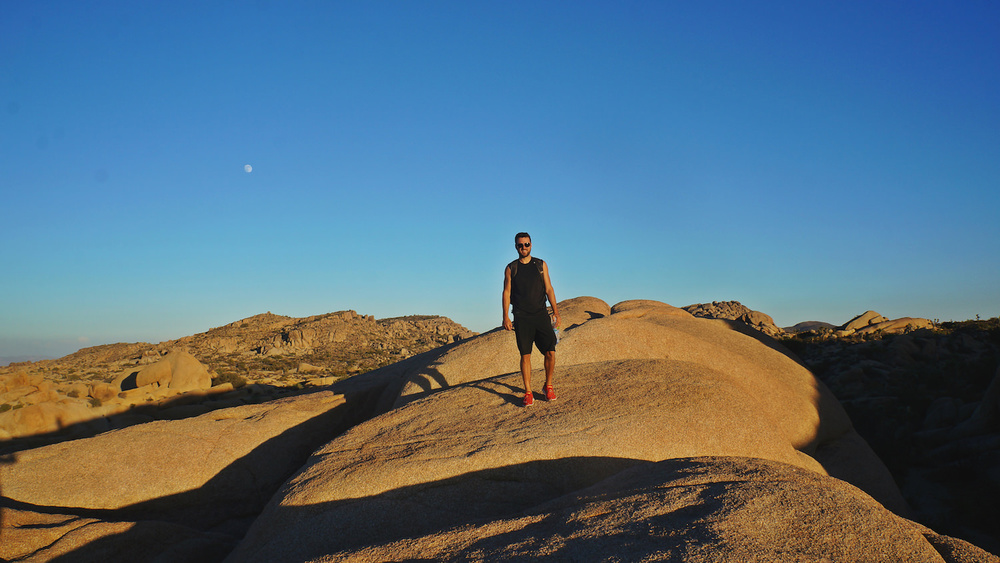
[544,350,556,400]
[521,354,533,403]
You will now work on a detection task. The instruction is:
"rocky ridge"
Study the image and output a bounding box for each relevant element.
[684,302,935,341]
[683,300,785,337]
[0,311,474,446]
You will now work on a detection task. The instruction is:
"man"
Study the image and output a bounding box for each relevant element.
[502,232,560,407]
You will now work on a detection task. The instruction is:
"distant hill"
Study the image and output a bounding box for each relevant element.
[784,321,837,334]
[43,309,476,380]
[0,310,476,446]
[1,355,55,367]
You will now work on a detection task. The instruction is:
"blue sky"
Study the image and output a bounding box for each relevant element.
[2,1,998,360]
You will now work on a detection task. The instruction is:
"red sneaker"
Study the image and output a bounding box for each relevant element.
[523,392,534,407]
[544,385,556,401]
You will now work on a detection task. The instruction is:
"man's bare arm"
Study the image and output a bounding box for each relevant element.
[542,261,560,328]
[502,266,513,330]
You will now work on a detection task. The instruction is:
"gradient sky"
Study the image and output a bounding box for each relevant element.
[3,1,998,361]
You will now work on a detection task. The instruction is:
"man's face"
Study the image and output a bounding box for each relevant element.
[515,237,531,256]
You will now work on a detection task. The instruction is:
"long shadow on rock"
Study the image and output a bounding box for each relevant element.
[329,335,470,414]
[230,456,649,562]
[0,383,328,457]
[235,456,992,563]
[2,385,386,562]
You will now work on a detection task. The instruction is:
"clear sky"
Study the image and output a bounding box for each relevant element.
[2,1,998,361]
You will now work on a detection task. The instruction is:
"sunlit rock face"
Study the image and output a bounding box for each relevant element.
[226,298,965,562]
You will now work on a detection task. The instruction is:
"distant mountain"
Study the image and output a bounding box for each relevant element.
[784,321,837,334]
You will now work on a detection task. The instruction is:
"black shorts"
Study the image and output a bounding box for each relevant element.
[514,312,557,356]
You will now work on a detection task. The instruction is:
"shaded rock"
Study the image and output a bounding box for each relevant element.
[0,507,233,563]
[0,401,96,439]
[267,457,996,563]
[924,397,964,430]
[952,365,1000,439]
[89,382,118,402]
[781,320,1000,552]
[785,320,837,334]
[1,389,356,556]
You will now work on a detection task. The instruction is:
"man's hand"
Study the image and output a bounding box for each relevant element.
[553,312,561,329]
[503,316,513,331]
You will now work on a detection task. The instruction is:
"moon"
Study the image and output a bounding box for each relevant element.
[244,164,253,173]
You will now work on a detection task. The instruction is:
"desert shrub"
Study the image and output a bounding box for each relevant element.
[68,390,80,398]
[213,371,247,389]
[88,397,102,408]
[0,403,11,413]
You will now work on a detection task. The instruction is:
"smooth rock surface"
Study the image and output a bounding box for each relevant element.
[300,457,999,563]
[227,299,921,561]
[0,390,352,560]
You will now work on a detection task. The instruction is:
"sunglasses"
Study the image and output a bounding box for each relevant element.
[516,243,531,249]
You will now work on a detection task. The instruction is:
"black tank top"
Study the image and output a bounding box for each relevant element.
[510,258,546,316]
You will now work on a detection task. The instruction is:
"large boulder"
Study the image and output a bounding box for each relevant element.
[855,317,935,335]
[225,298,976,562]
[132,349,213,392]
[0,401,97,439]
[836,311,934,337]
[842,310,890,332]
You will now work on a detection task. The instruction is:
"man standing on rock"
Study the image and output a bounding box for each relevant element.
[502,232,560,407]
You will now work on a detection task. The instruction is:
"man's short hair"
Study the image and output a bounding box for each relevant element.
[515,232,531,242]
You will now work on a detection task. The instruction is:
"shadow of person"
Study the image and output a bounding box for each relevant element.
[465,377,530,406]
[0,451,16,552]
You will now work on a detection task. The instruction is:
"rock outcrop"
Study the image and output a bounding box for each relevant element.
[683,300,785,337]
[0,312,475,444]
[784,320,837,334]
[225,298,992,562]
[836,310,934,337]
[115,349,213,392]
[0,349,228,441]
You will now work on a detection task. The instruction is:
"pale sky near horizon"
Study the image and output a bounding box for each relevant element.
[3,1,999,361]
